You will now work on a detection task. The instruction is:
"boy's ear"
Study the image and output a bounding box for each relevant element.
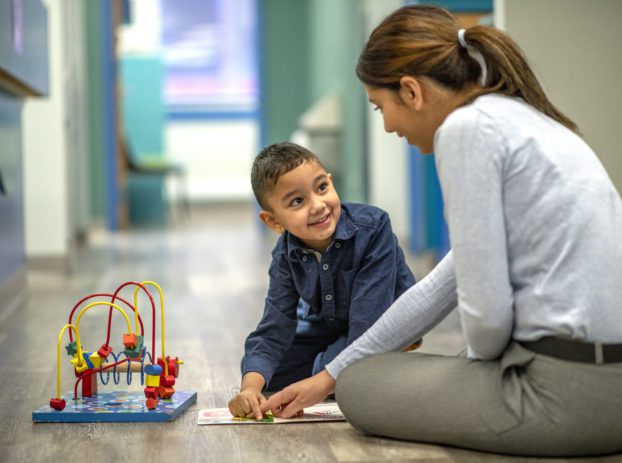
[259,210,285,234]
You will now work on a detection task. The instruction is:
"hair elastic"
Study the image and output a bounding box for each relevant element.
[457,28,487,87]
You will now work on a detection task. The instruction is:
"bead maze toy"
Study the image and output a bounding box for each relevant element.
[32,281,197,422]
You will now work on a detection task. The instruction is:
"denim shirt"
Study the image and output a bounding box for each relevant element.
[241,202,416,384]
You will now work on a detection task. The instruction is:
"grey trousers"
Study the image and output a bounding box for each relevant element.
[335,342,622,457]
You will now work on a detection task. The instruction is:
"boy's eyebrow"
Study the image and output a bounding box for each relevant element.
[279,173,328,204]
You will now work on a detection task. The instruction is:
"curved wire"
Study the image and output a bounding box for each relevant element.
[139,281,167,375]
[55,324,83,399]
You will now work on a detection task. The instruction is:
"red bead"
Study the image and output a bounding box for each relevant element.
[146,397,158,409]
[97,344,113,358]
[50,398,66,410]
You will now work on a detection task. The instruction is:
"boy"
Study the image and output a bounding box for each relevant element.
[228,142,415,418]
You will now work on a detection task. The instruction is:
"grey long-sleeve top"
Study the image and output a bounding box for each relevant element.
[326,94,622,378]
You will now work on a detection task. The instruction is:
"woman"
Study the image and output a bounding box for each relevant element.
[260,5,622,456]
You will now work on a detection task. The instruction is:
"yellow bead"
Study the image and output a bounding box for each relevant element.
[145,374,161,387]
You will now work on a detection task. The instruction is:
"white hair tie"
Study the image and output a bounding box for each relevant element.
[457,28,487,87]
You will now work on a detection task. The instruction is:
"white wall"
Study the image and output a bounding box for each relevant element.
[22,0,71,261]
[496,0,622,193]
[363,0,409,240]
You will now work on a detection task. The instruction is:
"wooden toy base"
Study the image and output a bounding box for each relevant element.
[32,390,197,423]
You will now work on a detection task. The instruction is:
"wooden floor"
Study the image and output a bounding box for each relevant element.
[1,202,620,462]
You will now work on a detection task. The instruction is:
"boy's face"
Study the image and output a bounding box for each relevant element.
[259,160,341,252]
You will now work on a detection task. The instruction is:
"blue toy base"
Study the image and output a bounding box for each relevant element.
[33,390,197,423]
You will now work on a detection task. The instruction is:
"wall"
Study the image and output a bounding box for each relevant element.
[23,0,90,264]
[0,0,48,304]
[496,0,622,193]
[362,0,409,239]
[259,0,311,147]
[84,0,107,221]
[0,92,24,284]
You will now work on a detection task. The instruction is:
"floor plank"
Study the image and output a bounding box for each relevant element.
[1,202,619,462]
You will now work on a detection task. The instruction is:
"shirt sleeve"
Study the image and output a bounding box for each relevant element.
[241,252,299,384]
[326,251,457,378]
[434,109,514,359]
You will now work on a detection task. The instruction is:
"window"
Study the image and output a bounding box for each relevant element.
[160,0,258,115]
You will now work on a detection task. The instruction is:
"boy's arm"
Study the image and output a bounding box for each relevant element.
[241,253,300,387]
[346,213,416,344]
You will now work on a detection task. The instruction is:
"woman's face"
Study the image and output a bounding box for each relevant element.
[364,80,444,154]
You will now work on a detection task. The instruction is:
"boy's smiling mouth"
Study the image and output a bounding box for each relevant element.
[309,212,331,226]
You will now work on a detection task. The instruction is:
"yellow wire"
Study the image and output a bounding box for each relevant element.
[56,324,82,398]
[132,287,140,334]
[139,281,168,376]
[75,301,133,335]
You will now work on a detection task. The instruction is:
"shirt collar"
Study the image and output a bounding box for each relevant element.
[285,204,358,256]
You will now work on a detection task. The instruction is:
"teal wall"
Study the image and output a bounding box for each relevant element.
[259,0,311,146]
[84,0,106,221]
[260,0,366,202]
[309,0,366,202]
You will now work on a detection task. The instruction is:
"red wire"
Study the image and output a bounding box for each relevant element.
[106,282,157,364]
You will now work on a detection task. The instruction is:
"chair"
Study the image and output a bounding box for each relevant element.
[120,137,190,223]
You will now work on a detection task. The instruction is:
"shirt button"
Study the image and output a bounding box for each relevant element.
[302,256,307,261]
[322,264,329,270]
[325,294,333,301]
[335,242,341,248]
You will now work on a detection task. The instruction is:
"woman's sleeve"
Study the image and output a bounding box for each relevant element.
[325,251,457,379]
[434,109,514,359]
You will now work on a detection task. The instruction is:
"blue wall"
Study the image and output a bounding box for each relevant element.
[0,0,48,287]
[0,91,24,286]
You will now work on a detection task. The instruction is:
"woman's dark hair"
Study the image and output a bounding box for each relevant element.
[251,142,324,210]
[356,5,578,132]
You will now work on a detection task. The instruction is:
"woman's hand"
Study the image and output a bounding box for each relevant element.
[260,369,336,419]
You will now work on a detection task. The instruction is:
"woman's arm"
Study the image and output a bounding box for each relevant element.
[434,108,514,359]
[261,251,458,418]
[326,250,457,378]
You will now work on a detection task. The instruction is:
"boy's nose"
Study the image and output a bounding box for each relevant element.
[309,196,326,214]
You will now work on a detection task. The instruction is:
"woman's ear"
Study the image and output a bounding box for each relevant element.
[399,76,424,111]
[259,210,284,234]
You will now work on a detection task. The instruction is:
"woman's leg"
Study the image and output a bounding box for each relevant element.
[335,342,622,457]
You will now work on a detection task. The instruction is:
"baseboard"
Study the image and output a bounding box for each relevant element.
[26,254,71,272]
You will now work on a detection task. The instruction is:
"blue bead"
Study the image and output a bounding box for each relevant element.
[144,364,163,376]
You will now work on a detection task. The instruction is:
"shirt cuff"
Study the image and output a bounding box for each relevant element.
[241,356,275,385]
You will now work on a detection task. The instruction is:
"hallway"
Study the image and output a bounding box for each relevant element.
[1,203,619,462]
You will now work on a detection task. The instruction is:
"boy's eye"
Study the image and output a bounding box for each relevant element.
[317,182,328,192]
[289,197,303,207]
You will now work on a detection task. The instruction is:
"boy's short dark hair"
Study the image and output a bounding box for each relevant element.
[251,142,325,210]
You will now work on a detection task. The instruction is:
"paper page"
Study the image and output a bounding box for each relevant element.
[197,402,344,425]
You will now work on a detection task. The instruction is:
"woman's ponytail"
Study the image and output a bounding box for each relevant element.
[464,26,578,132]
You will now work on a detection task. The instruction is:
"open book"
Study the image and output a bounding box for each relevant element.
[197,402,344,425]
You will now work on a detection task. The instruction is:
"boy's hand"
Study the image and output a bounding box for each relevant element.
[229,372,267,420]
[228,387,266,420]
